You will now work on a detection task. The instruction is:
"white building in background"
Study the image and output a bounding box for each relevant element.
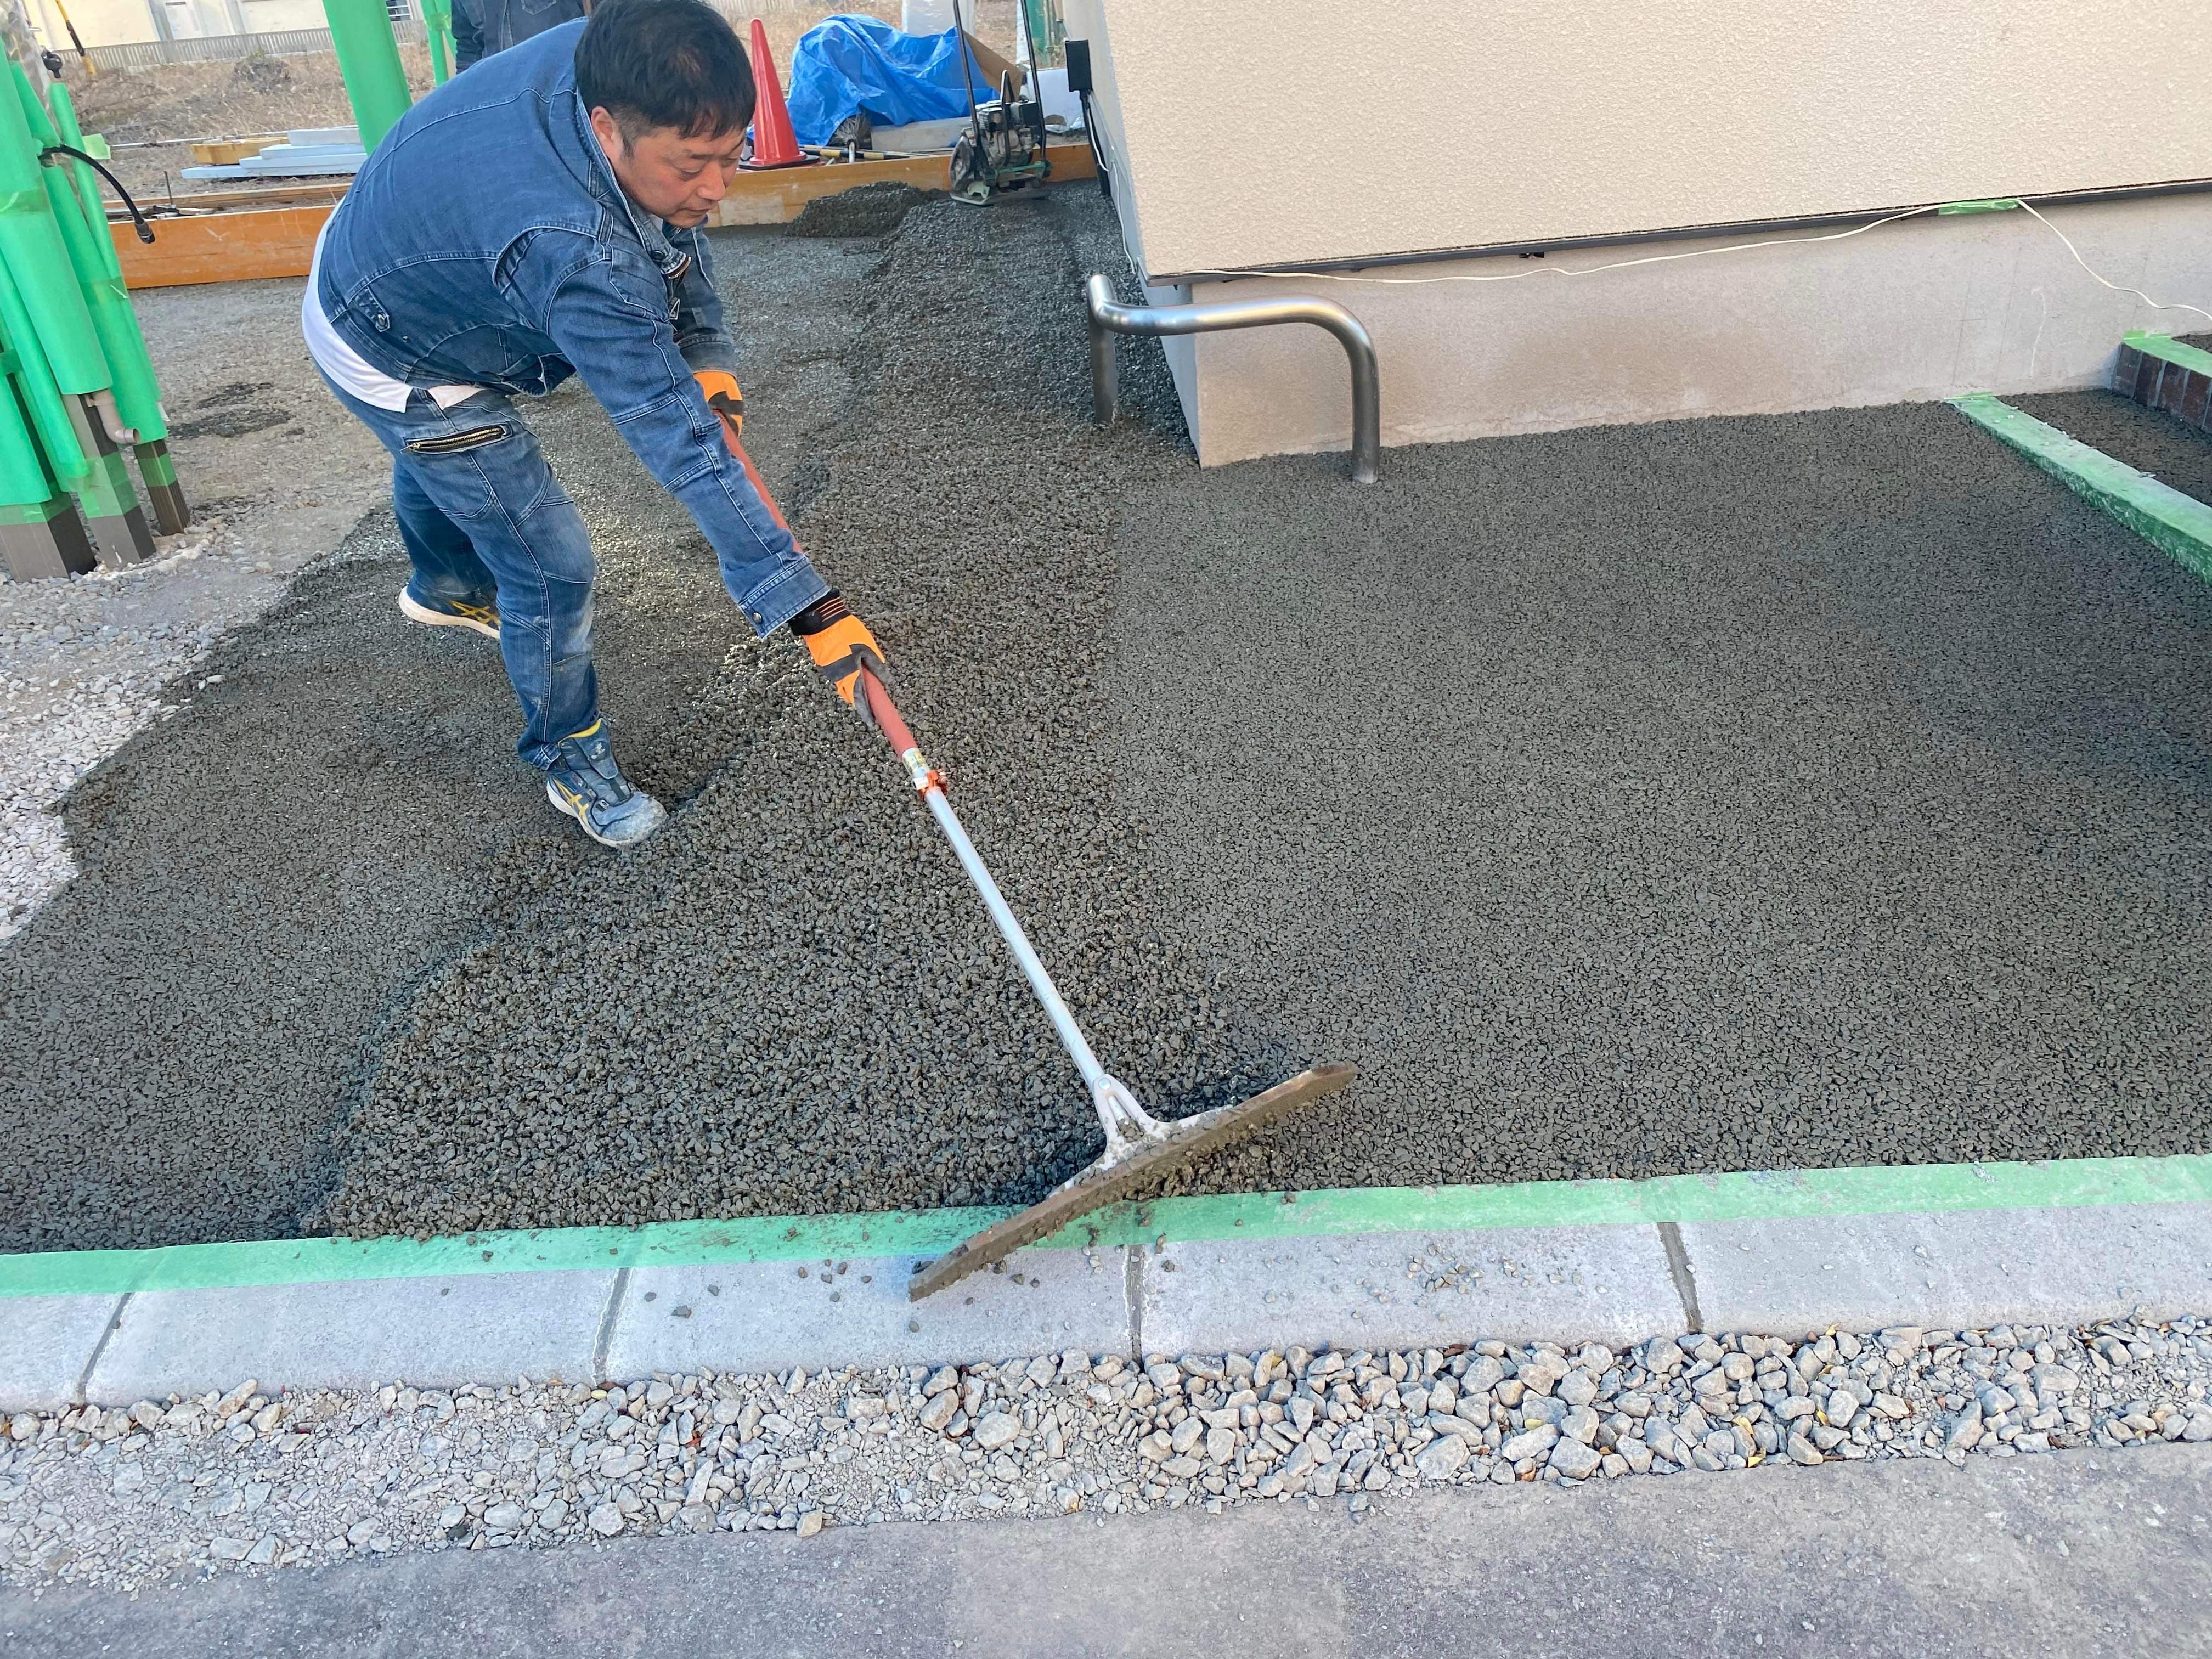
[1063,0,2212,466]
[32,0,362,49]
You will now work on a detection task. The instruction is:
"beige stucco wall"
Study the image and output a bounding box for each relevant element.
[1076,0,2212,278]
[1172,194,2212,466]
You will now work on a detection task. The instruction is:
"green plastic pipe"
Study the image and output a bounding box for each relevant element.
[37,75,168,443]
[0,252,86,482]
[0,46,109,397]
[0,329,57,506]
[420,0,453,86]
[321,0,413,153]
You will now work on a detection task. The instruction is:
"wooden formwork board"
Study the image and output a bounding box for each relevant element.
[115,205,332,289]
[110,143,1098,287]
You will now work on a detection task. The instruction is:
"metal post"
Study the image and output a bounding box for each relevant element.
[321,0,413,153]
[1083,272,1382,483]
[46,77,188,532]
[0,352,93,580]
[420,0,453,85]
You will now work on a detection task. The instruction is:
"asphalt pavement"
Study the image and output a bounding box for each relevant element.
[6,1444,2207,1658]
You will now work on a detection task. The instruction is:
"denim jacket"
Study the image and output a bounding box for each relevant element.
[316,22,827,635]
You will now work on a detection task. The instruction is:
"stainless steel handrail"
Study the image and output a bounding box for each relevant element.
[1083,273,1381,483]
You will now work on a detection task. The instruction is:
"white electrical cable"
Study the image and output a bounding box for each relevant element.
[1176,196,2212,327]
[2011,199,2212,327]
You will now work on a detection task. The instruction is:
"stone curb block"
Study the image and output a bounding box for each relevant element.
[5,1204,2211,1411]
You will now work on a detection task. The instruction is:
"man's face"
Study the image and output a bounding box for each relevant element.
[589,108,745,228]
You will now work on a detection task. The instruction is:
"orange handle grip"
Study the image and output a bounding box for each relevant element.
[726,438,918,766]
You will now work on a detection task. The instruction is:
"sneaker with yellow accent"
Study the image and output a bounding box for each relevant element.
[543,721,667,849]
[398,587,501,640]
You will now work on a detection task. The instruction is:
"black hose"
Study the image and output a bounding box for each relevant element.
[41,144,156,244]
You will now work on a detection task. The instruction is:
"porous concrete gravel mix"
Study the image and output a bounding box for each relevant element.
[3,188,2210,1250]
[4,1310,2210,1593]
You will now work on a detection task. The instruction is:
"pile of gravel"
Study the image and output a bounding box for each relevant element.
[6,1307,2209,1592]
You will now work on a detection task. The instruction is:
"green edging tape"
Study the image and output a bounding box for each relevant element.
[4,1152,2208,1300]
[1949,391,2212,582]
[2124,330,2212,379]
[1937,197,2023,216]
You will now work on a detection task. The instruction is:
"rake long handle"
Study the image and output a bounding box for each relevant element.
[863,664,1113,1096]
[720,428,1114,1098]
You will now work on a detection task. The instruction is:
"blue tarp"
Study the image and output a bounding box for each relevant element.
[783,14,992,148]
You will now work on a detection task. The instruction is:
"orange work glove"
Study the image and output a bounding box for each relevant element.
[791,591,890,728]
[693,369,743,449]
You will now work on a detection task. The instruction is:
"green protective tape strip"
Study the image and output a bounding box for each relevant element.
[2,1152,2208,1299]
[1937,198,2024,216]
[69,447,137,518]
[133,444,177,486]
[0,493,71,525]
[1950,392,2212,583]
[2124,330,2212,379]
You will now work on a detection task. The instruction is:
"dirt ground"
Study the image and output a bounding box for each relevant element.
[61,1,1023,201]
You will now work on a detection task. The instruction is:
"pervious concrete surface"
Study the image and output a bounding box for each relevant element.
[2013,388,2212,506]
[2,189,2208,1250]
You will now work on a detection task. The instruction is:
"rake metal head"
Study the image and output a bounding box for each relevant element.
[907,1063,1356,1301]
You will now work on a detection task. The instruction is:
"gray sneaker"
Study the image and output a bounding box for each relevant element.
[543,721,667,849]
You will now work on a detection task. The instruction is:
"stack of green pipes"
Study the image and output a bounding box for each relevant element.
[0,51,187,583]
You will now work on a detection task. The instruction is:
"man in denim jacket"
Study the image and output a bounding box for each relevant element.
[305,0,885,847]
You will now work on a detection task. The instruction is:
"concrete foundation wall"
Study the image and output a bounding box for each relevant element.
[1168,195,2212,466]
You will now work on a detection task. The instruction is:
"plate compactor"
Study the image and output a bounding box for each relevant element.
[711,432,1354,1302]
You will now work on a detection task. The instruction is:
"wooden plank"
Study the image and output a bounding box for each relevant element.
[112,145,1101,286]
[115,206,332,289]
[707,140,1096,228]
[188,136,284,166]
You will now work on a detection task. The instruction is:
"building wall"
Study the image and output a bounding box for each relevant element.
[1081,0,2212,278]
[34,0,334,47]
[1061,1,2212,465]
[33,0,165,49]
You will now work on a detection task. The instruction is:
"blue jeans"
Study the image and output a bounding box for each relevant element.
[319,369,595,768]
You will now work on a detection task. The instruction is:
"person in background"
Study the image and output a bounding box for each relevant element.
[453,0,591,71]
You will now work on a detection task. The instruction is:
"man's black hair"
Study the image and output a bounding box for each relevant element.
[575,0,757,140]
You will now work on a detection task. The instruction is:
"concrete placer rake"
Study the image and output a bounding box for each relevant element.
[717,423,1353,1301]
[860,673,1355,1300]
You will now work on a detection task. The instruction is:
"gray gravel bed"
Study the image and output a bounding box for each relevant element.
[8,188,2209,1250]
[0,235,913,1250]
[4,1305,2208,1593]
[1110,402,2212,1194]
[2009,388,2212,505]
[312,195,1257,1236]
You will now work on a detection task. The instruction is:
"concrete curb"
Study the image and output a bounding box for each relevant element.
[5,1159,2209,1409]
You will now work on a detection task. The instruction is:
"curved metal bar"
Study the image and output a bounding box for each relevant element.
[1084,273,1381,483]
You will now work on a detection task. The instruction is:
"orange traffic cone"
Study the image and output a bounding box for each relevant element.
[740,19,817,170]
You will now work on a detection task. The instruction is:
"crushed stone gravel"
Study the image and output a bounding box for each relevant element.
[4,1308,2209,1593]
